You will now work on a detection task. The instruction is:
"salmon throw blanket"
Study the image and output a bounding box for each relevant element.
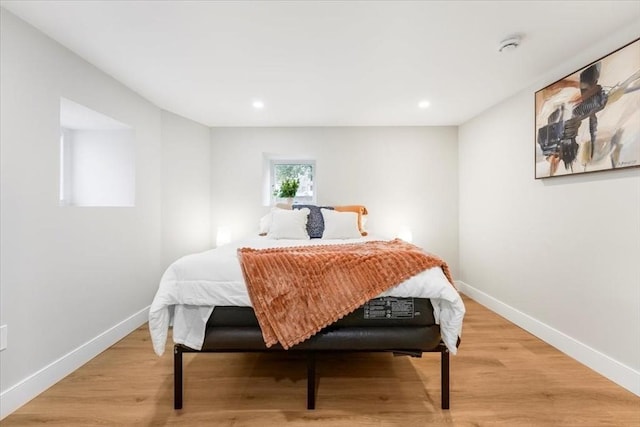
[237,239,454,349]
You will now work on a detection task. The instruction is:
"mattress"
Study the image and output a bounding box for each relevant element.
[208,297,436,328]
[198,297,441,352]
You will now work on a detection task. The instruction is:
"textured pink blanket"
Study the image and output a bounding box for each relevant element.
[238,239,453,349]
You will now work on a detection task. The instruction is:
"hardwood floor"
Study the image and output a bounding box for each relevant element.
[3,296,639,426]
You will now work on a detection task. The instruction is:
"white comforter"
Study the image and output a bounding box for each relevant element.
[149,237,465,356]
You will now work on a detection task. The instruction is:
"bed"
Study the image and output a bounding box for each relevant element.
[149,206,465,410]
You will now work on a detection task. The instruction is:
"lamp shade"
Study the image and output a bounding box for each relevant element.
[216,226,231,247]
[397,226,413,243]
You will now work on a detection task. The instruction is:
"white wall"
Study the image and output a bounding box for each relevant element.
[161,111,212,268]
[458,24,640,394]
[0,9,163,416]
[210,126,460,275]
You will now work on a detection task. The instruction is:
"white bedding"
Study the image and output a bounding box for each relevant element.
[149,237,465,356]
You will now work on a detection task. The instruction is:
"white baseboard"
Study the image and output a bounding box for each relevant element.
[456,281,640,396]
[0,305,150,420]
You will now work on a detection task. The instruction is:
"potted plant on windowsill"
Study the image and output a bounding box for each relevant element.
[276,178,300,205]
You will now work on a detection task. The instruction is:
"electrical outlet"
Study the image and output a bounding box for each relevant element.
[0,325,7,351]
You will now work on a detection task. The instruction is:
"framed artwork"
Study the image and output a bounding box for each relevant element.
[535,38,640,179]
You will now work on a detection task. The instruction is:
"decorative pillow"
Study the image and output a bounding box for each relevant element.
[333,205,368,236]
[259,213,272,235]
[321,208,362,239]
[267,208,311,239]
[259,206,293,235]
[293,205,334,238]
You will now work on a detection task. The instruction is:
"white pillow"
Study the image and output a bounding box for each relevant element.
[321,209,362,239]
[259,211,273,235]
[267,208,311,239]
[259,207,290,235]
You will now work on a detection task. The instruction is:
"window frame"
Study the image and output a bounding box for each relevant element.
[269,159,316,205]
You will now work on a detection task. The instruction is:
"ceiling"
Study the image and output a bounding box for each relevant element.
[2,1,639,127]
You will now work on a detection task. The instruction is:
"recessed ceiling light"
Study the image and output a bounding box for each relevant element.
[252,100,264,109]
[498,36,521,53]
[418,100,430,109]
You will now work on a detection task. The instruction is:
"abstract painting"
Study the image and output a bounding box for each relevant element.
[535,38,640,178]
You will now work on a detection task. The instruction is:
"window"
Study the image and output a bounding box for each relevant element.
[268,159,316,205]
[59,98,135,207]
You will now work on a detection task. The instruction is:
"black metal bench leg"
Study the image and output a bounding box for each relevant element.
[441,347,450,409]
[174,345,183,409]
[307,352,316,410]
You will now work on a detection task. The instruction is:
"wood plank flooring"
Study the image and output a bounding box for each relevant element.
[3,296,639,426]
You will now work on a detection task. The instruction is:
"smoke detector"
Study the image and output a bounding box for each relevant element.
[498,36,521,53]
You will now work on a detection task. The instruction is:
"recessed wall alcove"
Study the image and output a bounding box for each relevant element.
[59,97,135,207]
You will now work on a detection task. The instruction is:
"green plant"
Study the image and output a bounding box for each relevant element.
[277,178,300,198]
